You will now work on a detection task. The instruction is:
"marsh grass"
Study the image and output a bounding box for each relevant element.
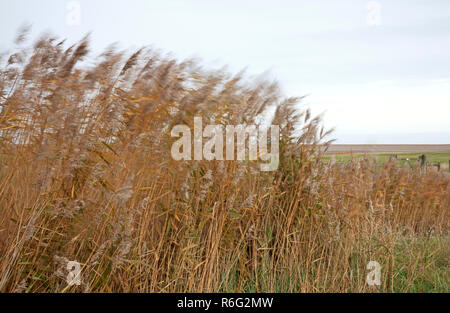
[0,29,448,293]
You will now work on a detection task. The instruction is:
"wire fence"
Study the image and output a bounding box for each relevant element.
[392,154,450,172]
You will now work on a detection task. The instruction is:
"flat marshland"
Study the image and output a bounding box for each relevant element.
[323,152,450,170]
[327,144,450,154]
[0,32,448,293]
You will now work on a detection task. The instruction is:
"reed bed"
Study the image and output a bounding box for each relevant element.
[0,29,448,293]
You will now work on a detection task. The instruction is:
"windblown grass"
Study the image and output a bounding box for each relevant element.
[0,29,448,293]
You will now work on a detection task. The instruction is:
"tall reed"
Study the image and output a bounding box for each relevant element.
[0,29,448,292]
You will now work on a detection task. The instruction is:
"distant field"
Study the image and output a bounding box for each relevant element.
[323,151,450,170]
[326,144,450,154]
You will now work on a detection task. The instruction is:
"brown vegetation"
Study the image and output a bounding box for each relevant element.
[0,29,448,292]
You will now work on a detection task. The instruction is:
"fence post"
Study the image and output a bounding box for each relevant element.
[437,162,441,172]
[420,154,426,168]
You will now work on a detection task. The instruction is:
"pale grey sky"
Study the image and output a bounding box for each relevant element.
[1,0,449,143]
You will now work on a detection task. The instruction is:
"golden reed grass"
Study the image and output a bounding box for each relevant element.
[0,29,448,292]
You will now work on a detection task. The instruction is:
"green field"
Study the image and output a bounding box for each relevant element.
[323,152,450,169]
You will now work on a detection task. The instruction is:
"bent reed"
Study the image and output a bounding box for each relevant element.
[0,29,448,293]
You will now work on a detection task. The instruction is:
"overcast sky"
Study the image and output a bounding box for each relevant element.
[1,0,449,143]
